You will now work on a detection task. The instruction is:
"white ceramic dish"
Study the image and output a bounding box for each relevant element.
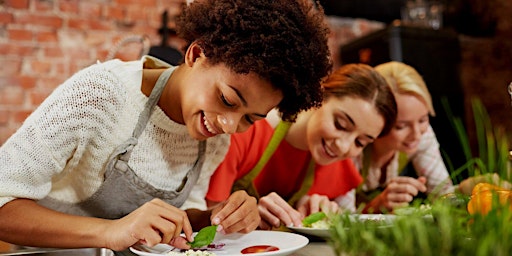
[288,214,398,239]
[286,226,331,239]
[351,214,397,224]
[129,230,309,256]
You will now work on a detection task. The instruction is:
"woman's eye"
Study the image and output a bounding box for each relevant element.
[334,120,346,131]
[394,125,406,130]
[221,94,235,107]
[244,115,255,125]
[355,140,364,148]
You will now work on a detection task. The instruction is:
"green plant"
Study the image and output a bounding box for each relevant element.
[330,197,512,256]
[329,98,512,255]
[442,97,510,183]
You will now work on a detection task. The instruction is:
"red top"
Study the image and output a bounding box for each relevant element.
[206,119,363,202]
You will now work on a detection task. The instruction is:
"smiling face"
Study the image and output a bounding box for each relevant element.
[375,92,430,154]
[306,96,385,166]
[175,43,283,140]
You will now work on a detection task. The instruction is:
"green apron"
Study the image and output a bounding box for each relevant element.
[356,148,409,204]
[231,121,316,206]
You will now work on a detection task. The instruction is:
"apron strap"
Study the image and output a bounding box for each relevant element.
[287,157,316,206]
[231,121,292,198]
[397,152,409,176]
[132,67,175,139]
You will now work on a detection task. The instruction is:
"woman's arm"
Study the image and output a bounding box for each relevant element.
[0,198,193,251]
[411,125,453,196]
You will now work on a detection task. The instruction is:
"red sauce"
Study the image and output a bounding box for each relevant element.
[241,245,279,254]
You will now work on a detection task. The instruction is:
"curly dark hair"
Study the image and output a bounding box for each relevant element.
[176,0,332,121]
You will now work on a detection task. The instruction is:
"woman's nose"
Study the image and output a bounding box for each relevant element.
[217,114,238,134]
[334,138,351,158]
[411,124,422,140]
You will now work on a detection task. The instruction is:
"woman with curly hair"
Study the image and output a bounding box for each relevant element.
[0,0,331,253]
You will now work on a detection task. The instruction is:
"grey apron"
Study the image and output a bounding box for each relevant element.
[38,67,206,220]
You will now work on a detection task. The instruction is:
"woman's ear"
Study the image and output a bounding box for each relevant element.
[184,41,204,67]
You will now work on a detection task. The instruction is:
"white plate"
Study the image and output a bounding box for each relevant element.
[287,214,397,238]
[286,226,331,239]
[129,230,309,256]
[351,214,397,224]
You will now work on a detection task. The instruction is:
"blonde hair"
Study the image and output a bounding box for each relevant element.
[374,61,436,116]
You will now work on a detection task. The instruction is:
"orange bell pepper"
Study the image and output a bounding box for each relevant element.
[467,182,512,215]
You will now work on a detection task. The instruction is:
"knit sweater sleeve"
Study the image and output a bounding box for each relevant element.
[411,125,453,196]
[0,62,127,207]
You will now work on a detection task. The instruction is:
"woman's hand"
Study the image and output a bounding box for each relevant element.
[258,192,303,230]
[365,176,427,213]
[104,198,193,251]
[210,190,260,234]
[296,194,339,217]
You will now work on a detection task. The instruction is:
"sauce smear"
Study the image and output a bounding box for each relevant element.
[241,245,279,254]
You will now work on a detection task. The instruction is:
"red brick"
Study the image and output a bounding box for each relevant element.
[29,90,52,107]
[89,19,114,31]
[104,6,126,20]
[68,18,88,30]
[6,0,29,9]
[36,31,58,43]
[18,75,37,90]
[0,12,14,24]
[59,0,79,14]
[8,28,33,42]
[38,77,65,91]
[0,43,37,56]
[0,127,17,145]
[125,5,148,22]
[79,2,102,17]
[34,0,54,12]
[43,47,64,58]
[28,60,53,75]
[0,111,9,125]
[115,0,157,5]
[0,86,24,106]
[0,59,22,76]
[66,48,92,60]
[13,110,32,123]
[16,15,63,29]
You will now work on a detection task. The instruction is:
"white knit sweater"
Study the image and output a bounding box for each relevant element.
[0,56,230,211]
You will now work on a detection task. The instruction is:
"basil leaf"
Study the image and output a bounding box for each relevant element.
[187,225,218,248]
[302,212,327,227]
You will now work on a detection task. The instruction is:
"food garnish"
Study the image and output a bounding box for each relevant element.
[241,245,279,254]
[302,212,327,227]
[187,225,218,249]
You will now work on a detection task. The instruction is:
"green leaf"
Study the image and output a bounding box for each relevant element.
[302,212,327,227]
[187,225,217,248]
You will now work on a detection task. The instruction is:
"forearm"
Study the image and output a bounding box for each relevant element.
[0,199,109,249]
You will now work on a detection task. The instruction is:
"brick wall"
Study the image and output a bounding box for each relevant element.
[0,0,185,144]
[1,0,511,147]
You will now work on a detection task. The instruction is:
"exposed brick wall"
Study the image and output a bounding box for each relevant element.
[0,0,185,144]
[1,0,511,147]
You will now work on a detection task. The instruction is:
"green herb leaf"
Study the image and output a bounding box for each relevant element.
[187,225,217,248]
[302,212,327,227]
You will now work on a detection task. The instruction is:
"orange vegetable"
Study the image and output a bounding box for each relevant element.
[467,182,512,215]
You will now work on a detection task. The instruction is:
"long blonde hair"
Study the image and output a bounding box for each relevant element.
[375,61,436,116]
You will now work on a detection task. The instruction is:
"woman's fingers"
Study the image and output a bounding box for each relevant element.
[112,198,192,249]
[211,190,259,234]
[168,236,190,250]
[259,193,302,227]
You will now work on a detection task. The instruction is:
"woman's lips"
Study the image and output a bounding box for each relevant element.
[200,112,219,137]
[322,139,337,158]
